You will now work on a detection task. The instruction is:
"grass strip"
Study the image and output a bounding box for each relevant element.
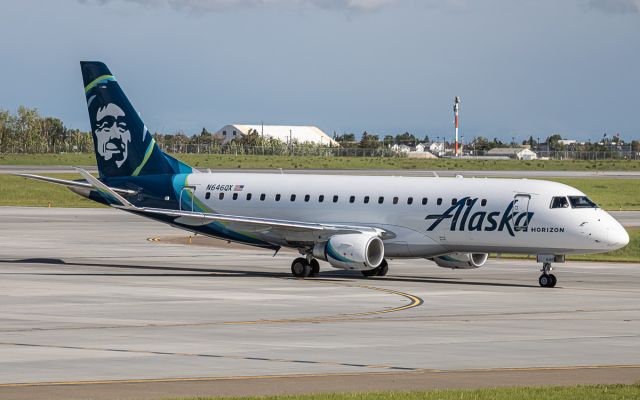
[169,384,640,400]
[1,153,640,171]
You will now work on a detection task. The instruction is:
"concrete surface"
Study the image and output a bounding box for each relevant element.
[0,207,639,397]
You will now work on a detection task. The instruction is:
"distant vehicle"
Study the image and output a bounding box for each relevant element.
[20,62,630,288]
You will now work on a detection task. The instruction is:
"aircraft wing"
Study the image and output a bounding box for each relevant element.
[16,173,136,196]
[72,168,392,240]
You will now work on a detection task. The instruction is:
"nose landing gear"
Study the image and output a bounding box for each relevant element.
[539,262,557,288]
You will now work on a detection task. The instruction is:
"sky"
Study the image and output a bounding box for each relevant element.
[1,0,639,142]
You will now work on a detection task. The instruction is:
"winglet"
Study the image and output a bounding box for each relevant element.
[75,167,135,209]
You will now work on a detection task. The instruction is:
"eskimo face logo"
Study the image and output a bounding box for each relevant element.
[94,103,131,168]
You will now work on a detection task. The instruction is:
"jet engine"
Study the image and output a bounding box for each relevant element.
[432,253,489,269]
[313,233,384,271]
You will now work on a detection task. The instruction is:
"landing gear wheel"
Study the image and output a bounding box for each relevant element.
[538,262,557,288]
[539,274,551,287]
[309,259,320,277]
[548,273,557,287]
[291,258,311,278]
[539,273,557,288]
[361,268,378,277]
[376,260,389,277]
[361,259,389,278]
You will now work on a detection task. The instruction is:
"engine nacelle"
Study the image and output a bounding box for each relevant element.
[432,253,488,269]
[313,234,384,271]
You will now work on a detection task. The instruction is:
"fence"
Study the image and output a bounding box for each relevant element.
[1,143,639,160]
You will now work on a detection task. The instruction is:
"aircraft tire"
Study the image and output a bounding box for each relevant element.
[361,268,378,277]
[539,273,556,288]
[548,273,557,287]
[291,258,311,278]
[376,260,389,277]
[309,259,320,277]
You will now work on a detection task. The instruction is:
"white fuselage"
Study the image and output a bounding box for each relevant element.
[179,173,628,257]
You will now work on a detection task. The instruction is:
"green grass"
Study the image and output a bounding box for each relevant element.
[2,153,640,171]
[545,178,640,211]
[171,384,640,400]
[0,173,104,208]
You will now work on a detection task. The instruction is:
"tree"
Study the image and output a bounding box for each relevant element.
[547,134,563,151]
[383,135,394,147]
[395,132,416,146]
[632,140,640,153]
[359,131,380,148]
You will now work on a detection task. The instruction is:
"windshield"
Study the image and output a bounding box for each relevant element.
[568,196,599,209]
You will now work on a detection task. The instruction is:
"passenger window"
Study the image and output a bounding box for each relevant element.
[451,198,458,205]
[364,196,370,204]
[437,198,442,205]
[290,194,296,202]
[422,197,428,205]
[246,193,252,201]
[333,195,339,203]
[349,196,355,203]
[393,197,398,204]
[407,197,413,205]
[550,196,569,209]
[466,199,473,206]
[219,193,224,200]
[205,192,211,200]
[275,194,281,201]
[378,196,384,204]
[319,195,325,203]
[233,193,238,200]
[260,194,266,201]
[481,199,487,206]
[304,194,310,202]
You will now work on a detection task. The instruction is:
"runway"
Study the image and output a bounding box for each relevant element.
[0,207,639,399]
[2,165,640,178]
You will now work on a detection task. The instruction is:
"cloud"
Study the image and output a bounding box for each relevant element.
[78,0,404,13]
[587,0,639,14]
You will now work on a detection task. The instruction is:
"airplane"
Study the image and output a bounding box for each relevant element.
[18,61,629,288]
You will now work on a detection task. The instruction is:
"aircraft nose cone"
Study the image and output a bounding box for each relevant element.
[608,225,630,250]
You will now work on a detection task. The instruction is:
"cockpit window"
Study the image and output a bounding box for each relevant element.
[568,196,598,209]
[550,196,569,209]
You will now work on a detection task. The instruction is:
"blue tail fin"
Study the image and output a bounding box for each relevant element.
[81,61,193,178]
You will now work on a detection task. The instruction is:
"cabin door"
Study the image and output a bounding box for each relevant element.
[179,186,197,212]
[512,194,531,232]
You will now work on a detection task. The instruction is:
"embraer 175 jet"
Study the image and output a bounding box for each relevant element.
[20,62,629,288]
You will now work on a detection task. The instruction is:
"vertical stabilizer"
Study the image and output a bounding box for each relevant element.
[81,61,192,178]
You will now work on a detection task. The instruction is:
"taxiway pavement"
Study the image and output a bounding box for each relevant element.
[0,207,638,398]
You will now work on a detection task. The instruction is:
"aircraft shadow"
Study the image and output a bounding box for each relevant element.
[0,258,539,288]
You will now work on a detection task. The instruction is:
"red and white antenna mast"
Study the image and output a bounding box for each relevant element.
[454,96,460,157]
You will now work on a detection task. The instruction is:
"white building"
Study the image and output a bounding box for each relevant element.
[415,143,426,152]
[486,147,538,160]
[429,142,445,156]
[391,144,411,154]
[213,124,339,146]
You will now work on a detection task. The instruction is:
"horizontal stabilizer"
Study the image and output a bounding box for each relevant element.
[15,173,136,195]
[75,167,135,208]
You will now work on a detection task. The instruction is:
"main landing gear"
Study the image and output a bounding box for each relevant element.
[361,259,389,278]
[538,262,557,288]
[291,257,320,278]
